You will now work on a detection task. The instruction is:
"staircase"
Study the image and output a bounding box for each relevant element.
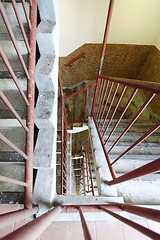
[0,0,160,239]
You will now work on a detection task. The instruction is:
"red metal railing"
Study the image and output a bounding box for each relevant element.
[58,72,68,195]
[65,53,85,67]
[91,75,160,183]
[0,0,37,208]
[1,203,160,240]
[90,0,160,185]
[64,82,96,125]
[72,141,95,196]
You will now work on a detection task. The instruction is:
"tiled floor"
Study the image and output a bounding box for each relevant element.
[0,205,159,239]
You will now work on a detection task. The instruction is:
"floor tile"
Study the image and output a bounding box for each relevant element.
[41,222,68,240]
[96,222,123,240]
[69,222,84,240]
[122,220,150,240]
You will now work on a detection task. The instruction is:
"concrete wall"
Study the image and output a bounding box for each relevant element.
[60,0,160,56]
[33,0,59,210]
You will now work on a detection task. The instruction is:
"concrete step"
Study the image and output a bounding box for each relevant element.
[0,119,26,152]
[106,142,160,155]
[0,152,24,163]
[114,158,158,173]
[116,180,160,204]
[0,40,27,58]
[116,172,160,181]
[110,154,160,162]
[0,55,28,72]
[99,119,158,126]
[104,132,160,143]
[0,2,29,27]
[0,110,26,119]
[99,124,160,133]
[0,77,27,91]
[0,24,28,41]
[0,163,25,192]
[0,90,27,111]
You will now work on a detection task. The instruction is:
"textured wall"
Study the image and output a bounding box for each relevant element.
[60,43,155,87]
[137,47,160,116]
[60,43,160,117]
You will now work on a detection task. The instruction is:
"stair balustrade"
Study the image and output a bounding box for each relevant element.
[0,0,37,209]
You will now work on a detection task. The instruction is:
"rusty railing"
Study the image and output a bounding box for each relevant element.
[91,75,160,184]
[0,0,37,208]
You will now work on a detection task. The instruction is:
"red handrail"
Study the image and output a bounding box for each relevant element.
[65,53,85,67]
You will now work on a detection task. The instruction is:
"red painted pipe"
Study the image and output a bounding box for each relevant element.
[100,75,160,95]
[65,53,85,67]
[0,206,38,229]
[99,206,160,240]
[98,0,115,74]
[11,0,31,53]
[25,0,37,209]
[114,203,160,222]
[108,157,160,185]
[78,207,92,240]
[1,206,62,240]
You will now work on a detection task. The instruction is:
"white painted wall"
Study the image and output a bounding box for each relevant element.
[60,0,160,56]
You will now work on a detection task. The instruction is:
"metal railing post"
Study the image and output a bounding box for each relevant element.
[1,206,62,240]
[25,0,37,209]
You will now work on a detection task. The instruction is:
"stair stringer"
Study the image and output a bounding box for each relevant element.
[33,0,59,211]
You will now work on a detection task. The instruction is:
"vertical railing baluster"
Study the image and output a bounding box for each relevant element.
[99,81,114,128]
[107,93,155,154]
[101,83,119,137]
[11,0,31,53]
[84,89,89,121]
[102,85,127,139]
[21,0,32,30]
[105,88,138,143]
[98,80,109,121]
[25,0,37,209]
[95,79,103,119]
[70,97,73,124]
[96,79,106,119]
[86,143,94,196]
[85,147,90,192]
[82,158,86,196]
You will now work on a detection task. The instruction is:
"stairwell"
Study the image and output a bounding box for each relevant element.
[0,0,160,239]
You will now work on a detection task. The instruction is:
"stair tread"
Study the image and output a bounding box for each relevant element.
[0,24,28,41]
[0,152,24,162]
[0,192,24,204]
[0,110,26,119]
[0,77,27,91]
[0,163,25,191]
[104,132,160,143]
[110,154,160,161]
